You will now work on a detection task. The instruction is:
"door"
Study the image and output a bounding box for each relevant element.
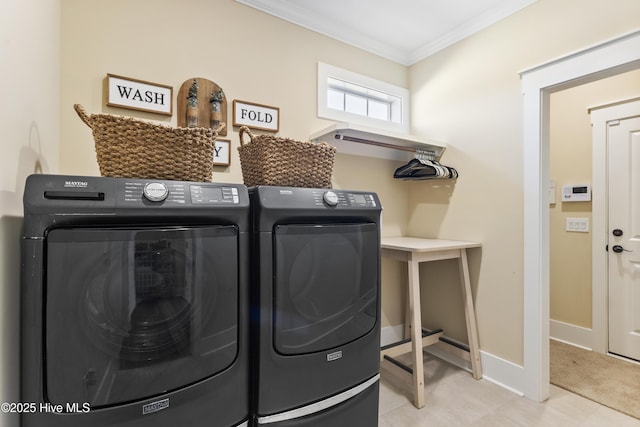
[45,225,239,407]
[273,223,379,355]
[608,115,640,361]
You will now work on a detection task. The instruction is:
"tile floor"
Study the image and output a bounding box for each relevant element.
[378,354,640,426]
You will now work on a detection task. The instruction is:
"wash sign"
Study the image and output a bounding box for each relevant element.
[107,74,173,116]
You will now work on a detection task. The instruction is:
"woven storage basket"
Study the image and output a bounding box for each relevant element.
[74,104,222,182]
[237,126,336,188]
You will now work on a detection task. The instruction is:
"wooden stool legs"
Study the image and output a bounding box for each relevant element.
[407,255,425,407]
[380,244,482,409]
[459,249,482,380]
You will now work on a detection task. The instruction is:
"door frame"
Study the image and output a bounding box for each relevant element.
[520,29,640,402]
[590,99,640,356]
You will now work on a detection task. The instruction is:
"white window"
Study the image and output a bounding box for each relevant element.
[317,62,409,133]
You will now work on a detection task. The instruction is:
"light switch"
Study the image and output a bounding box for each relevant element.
[566,217,589,233]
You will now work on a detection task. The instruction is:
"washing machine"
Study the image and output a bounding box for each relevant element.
[249,186,382,426]
[21,174,250,427]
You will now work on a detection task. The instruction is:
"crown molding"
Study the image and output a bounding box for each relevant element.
[236,0,538,66]
[408,0,537,64]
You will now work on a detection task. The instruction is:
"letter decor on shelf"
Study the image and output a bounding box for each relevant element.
[106,73,173,116]
[232,100,279,132]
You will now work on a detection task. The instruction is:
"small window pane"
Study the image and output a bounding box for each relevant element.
[345,94,367,116]
[319,62,409,133]
[327,89,345,111]
[368,100,389,121]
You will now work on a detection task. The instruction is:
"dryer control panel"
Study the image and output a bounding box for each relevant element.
[251,186,381,232]
[253,186,380,211]
[312,190,377,208]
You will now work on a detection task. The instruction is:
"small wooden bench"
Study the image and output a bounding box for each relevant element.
[380,237,482,408]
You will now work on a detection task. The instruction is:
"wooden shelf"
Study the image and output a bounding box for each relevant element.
[309,123,446,162]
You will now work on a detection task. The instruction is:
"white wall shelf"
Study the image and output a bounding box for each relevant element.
[309,123,446,162]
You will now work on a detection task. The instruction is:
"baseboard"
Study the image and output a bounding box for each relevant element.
[549,319,592,350]
[380,324,404,347]
[380,325,525,397]
[476,350,525,397]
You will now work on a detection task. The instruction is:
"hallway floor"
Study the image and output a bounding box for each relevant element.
[378,354,640,426]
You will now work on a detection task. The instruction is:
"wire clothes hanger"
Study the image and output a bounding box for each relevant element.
[393,149,458,180]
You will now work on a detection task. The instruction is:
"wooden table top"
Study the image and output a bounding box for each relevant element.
[380,237,481,253]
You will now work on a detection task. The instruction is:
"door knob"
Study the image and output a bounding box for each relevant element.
[613,229,624,237]
[612,245,632,253]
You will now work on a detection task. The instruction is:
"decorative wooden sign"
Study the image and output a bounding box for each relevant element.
[106,74,172,115]
[213,139,231,166]
[233,100,279,132]
[176,78,227,136]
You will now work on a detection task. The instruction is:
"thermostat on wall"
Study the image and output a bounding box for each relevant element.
[562,184,591,202]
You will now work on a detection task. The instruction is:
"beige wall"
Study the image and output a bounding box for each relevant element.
[8,0,640,388]
[1,1,61,426]
[59,0,411,328]
[408,0,640,364]
[550,70,640,329]
[59,0,409,179]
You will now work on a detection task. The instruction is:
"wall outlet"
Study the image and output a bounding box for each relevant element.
[566,217,589,233]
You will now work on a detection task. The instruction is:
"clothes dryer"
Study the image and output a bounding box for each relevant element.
[249,186,382,426]
[21,174,250,427]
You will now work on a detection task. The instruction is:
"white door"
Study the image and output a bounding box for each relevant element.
[608,115,640,361]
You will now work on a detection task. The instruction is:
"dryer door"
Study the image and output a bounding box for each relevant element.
[45,225,239,408]
[273,223,378,355]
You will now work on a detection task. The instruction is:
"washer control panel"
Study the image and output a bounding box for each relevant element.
[122,180,241,205]
[190,185,240,204]
[312,190,377,208]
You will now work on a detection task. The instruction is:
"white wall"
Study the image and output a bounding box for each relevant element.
[0,0,60,425]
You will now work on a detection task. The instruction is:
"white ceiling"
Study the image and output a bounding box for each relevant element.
[235,0,537,66]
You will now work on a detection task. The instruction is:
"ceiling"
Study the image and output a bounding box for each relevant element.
[235,0,537,66]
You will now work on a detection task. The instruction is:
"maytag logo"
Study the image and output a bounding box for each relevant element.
[142,398,169,415]
[64,180,88,188]
[327,350,342,362]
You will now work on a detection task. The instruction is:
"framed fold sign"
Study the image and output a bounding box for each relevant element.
[106,73,173,116]
[233,100,279,132]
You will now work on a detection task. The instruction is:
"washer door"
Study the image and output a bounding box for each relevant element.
[273,223,378,355]
[45,226,239,408]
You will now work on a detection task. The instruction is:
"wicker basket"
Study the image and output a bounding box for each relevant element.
[237,126,336,188]
[74,104,222,182]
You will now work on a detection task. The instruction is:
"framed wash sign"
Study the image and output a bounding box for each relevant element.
[232,100,279,132]
[106,74,173,115]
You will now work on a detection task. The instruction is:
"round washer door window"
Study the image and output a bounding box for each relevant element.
[45,226,239,408]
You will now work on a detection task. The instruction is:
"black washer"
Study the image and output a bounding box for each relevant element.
[21,174,250,427]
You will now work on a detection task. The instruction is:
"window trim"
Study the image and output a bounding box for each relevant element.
[317,62,409,133]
